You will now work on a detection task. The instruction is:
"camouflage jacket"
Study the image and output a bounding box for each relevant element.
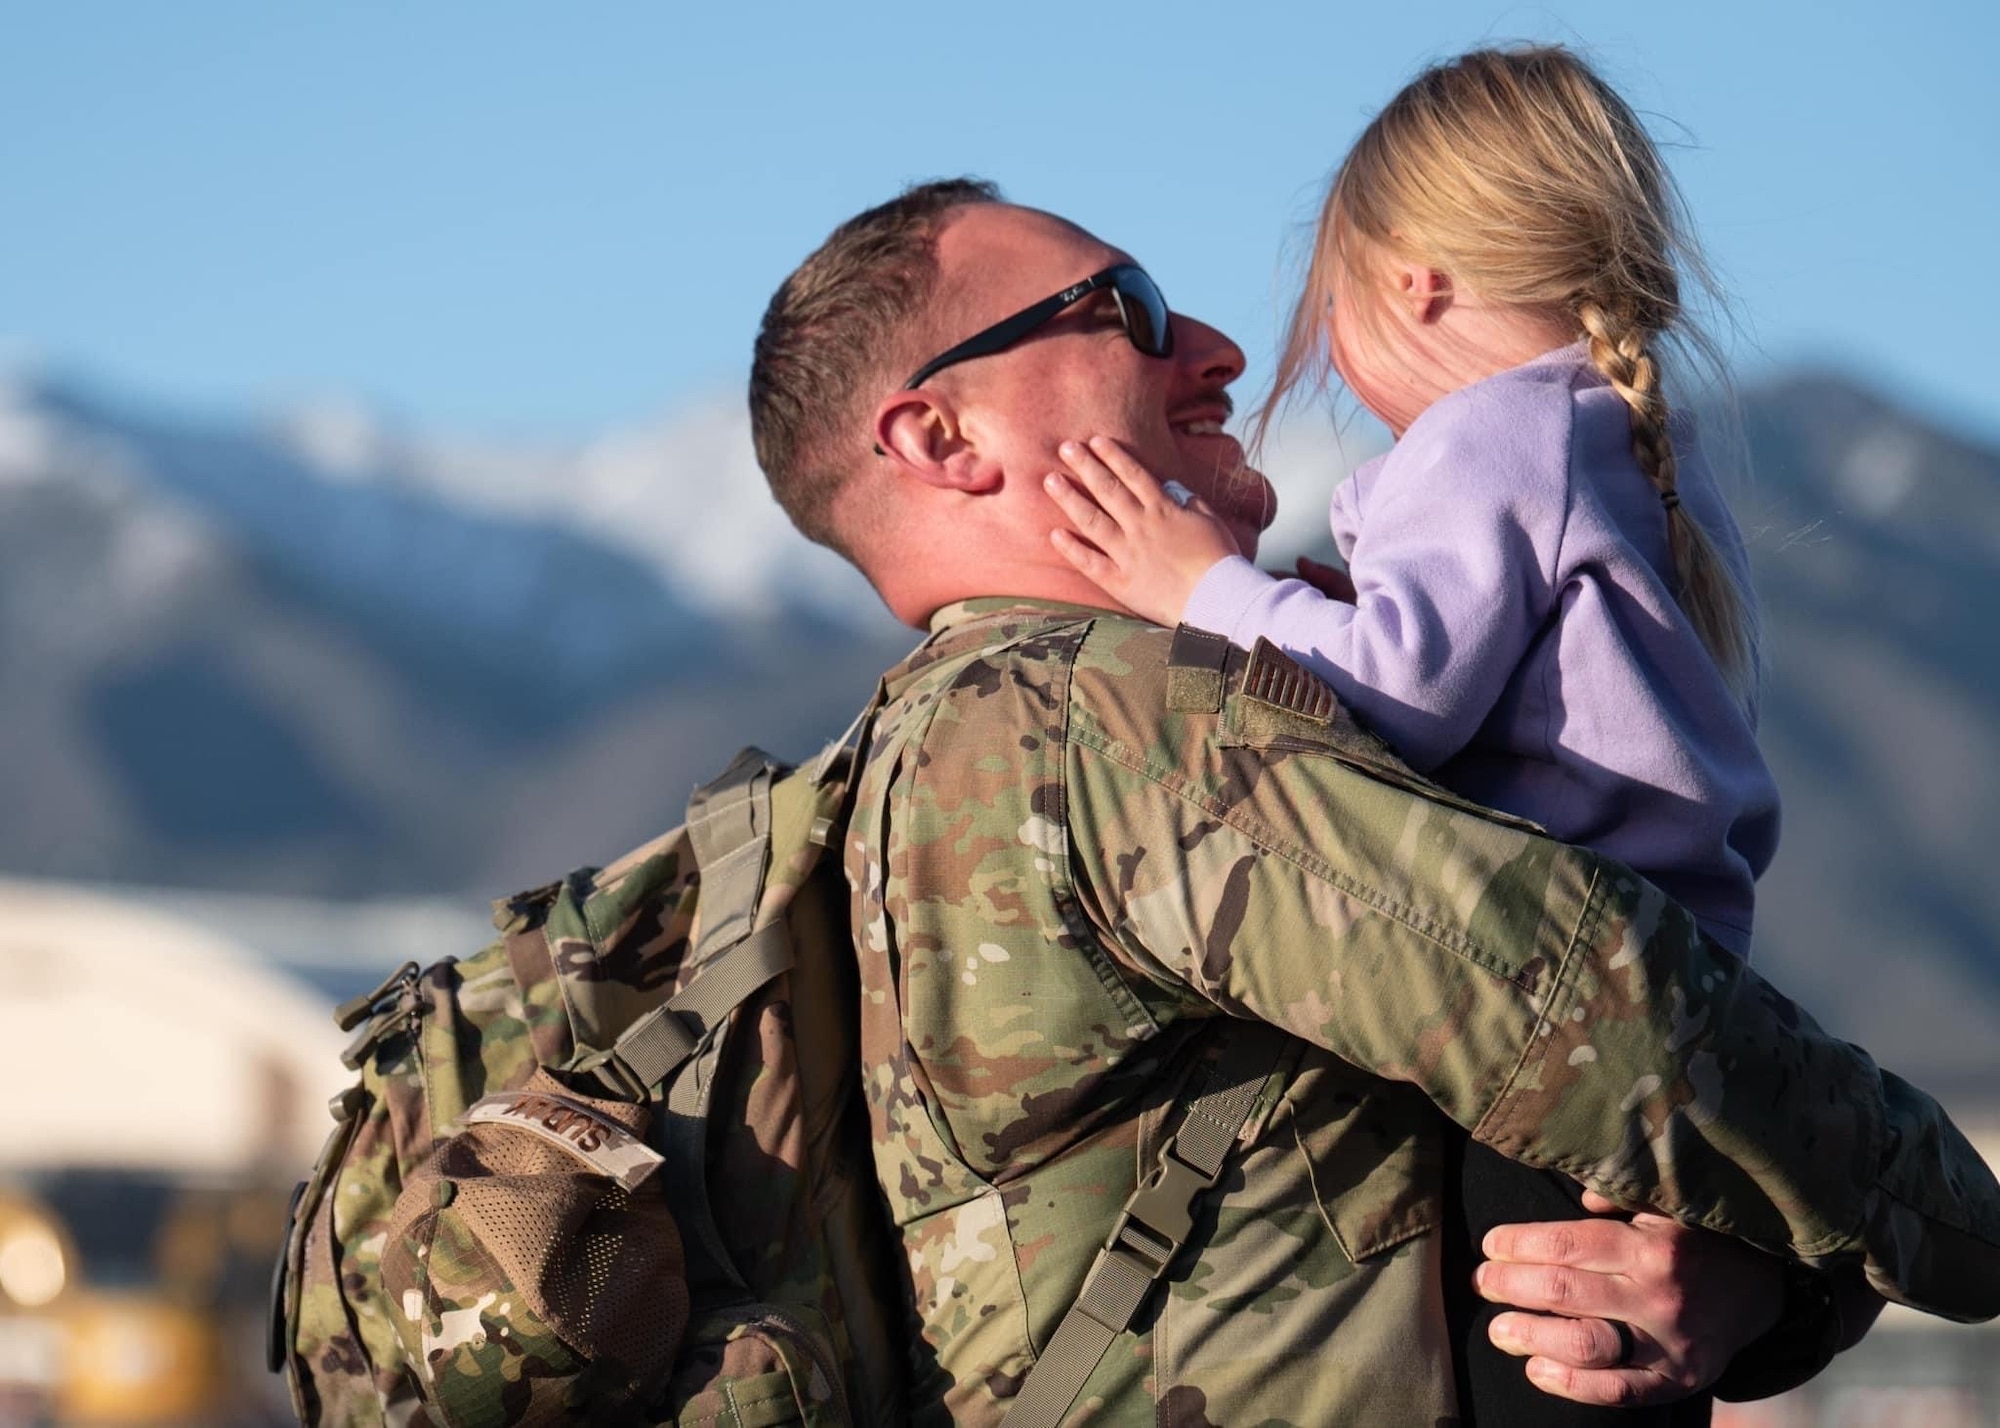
[848,599,2000,1426]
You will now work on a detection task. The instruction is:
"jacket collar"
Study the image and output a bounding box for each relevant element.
[925,595,1113,635]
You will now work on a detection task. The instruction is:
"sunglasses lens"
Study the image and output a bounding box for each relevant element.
[1115,269,1174,358]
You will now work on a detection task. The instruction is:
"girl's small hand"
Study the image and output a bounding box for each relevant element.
[1044,436,1240,627]
[1294,555,1357,603]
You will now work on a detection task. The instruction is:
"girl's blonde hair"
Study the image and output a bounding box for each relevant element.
[1260,45,1755,701]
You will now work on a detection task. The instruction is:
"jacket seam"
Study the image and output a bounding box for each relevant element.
[1050,633,1165,1039]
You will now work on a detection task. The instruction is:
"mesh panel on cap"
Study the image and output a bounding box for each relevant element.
[451,1100,689,1376]
[387,1068,691,1411]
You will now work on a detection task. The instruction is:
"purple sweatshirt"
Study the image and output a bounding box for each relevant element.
[1185,344,1778,956]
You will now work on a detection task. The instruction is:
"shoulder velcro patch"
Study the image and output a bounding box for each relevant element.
[1166,625,1232,712]
[1242,638,1336,722]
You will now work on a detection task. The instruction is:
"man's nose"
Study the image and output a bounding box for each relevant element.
[1171,313,1247,388]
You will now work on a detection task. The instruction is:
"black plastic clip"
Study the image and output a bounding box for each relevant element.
[334,961,419,1033]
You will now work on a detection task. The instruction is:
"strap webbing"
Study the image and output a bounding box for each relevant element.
[572,745,790,1101]
[686,750,775,960]
[1000,1021,1290,1428]
[588,921,796,1095]
[654,750,785,1295]
[565,694,886,1294]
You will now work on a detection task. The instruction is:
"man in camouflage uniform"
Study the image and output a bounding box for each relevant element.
[746,180,2000,1424]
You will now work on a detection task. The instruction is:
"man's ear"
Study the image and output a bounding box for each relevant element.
[1393,262,1452,325]
[872,390,1002,493]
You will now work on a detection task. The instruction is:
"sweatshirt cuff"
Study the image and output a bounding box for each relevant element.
[1181,555,1279,642]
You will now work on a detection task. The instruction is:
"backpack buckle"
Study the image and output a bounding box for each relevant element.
[337,969,422,1070]
[1102,1134,1217,1280]
[572,1045,652,1102]
[333,961,419,1033]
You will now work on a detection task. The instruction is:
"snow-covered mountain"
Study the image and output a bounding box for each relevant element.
[1724,376,2000,1091]
[265,390,890,625]
[2,365,1996,1088]
[0,369,909,893]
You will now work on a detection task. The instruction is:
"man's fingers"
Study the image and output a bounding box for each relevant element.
[1488,1311,1635,1372]
[1487,1198,1779,1406]
[1475,1258,1637,1321]
[1522,1359,1673,1409]
[1483,1216,1637,1274]
[1058,440,1148,521]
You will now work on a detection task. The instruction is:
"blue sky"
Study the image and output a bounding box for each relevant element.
[4,0,1995,443]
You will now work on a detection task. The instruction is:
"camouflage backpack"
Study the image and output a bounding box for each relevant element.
[270,717,910,1427]
[271,685,1296,1428]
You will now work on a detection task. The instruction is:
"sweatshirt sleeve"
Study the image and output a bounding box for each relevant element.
[1181,379,1573,772]
[1329,471,1363,561]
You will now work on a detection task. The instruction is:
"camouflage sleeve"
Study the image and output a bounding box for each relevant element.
[1060,621,2000,1322]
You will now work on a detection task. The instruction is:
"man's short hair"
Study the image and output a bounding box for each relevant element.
[749,177,1001,556]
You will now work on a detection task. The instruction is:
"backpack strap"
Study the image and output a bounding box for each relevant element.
[684,749,779,958]
[573,921,796,1099]
[573,748,792,1101]
[571,690,886,1296]
[1001,1020,1292,1428]
[573,686,885,1103]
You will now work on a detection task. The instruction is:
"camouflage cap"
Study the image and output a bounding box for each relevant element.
[380,1068,688,1427]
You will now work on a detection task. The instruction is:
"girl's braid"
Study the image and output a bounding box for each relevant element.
[1576,298,1677,500]
[1577,296,1753,699]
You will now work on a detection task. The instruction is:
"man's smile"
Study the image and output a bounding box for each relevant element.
[1167,392,1233,440]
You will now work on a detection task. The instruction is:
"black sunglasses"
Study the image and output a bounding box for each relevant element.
[899,263,1175,390]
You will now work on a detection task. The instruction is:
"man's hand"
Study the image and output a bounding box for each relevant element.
[1476,1190,1783,1407]
[1044,435,1239,627]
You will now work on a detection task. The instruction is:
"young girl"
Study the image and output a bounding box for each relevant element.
[1045,46,1777,1422]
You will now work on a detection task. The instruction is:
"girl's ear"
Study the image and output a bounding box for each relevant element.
[872,391,1002,493]
[1394,262,1453,325]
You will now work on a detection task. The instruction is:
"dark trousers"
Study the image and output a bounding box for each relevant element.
[1441,1132,1712,1427]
